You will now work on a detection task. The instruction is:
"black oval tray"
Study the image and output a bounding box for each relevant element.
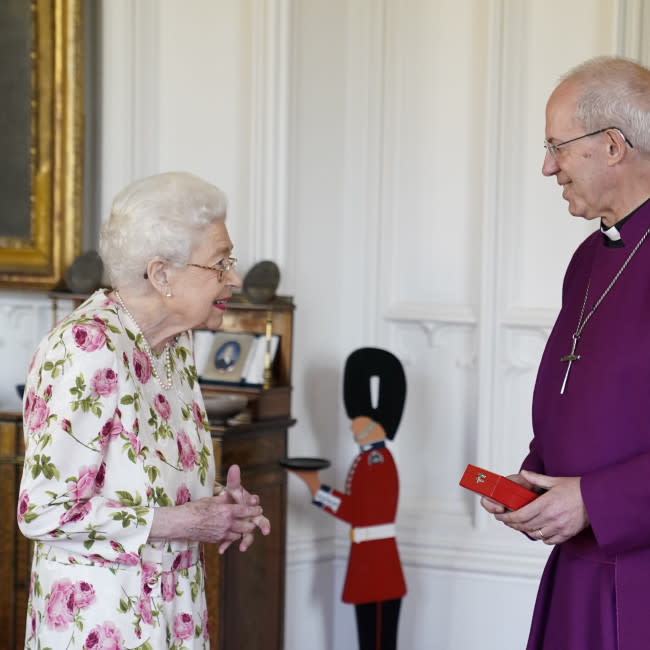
[279,457,331,470]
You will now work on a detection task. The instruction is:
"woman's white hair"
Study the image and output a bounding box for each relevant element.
[99,172,228,292]
[562,56,650,153]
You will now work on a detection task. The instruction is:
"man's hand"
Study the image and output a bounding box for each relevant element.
[487,470,589,544]
[480,472,536,515]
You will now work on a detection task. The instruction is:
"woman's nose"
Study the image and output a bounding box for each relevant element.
[227,268,243,288]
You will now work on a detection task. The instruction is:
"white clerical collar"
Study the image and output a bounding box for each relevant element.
[600,222,621,241]
[600,206,643,246]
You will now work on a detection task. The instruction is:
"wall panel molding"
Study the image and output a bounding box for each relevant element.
[385,301,476,326]
[285,528,549,580]
[378,0,488,316]
[473,0,507,496]
[98,0,161,224]
[98,1,135,222]
[614,0,650,63]
[339,0,387,345]
[248,0,292,265]
[398,536,549,579]
[132,1,161,181]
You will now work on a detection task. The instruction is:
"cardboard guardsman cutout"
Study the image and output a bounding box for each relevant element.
[288,347,407,650]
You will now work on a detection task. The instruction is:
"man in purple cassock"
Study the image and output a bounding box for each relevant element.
[481,57,650,650]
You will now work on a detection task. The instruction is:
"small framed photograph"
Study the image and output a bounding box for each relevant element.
[200,332,256,383]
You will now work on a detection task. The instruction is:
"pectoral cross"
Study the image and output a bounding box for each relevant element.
[560,334,581,395]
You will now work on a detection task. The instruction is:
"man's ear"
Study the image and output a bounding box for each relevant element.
[606,129,628,166]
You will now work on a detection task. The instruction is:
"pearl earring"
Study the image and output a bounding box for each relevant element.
[165,291,172,298]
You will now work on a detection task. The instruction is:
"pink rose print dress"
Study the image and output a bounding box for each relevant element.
[18,290,215,649]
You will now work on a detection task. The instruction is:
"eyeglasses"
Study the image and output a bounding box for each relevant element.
[544,126,634,160]
[186,256,238,281]
[143,256,238,281]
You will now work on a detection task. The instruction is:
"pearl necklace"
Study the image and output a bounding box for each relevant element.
[114,290,174,390]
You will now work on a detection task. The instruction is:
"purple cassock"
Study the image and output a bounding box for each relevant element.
[523,198,650,650]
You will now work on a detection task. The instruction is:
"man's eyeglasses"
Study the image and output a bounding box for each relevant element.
[544,126,634,160]
[186,256,238,281]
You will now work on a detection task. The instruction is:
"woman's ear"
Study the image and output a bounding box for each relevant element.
[145,258,173,297]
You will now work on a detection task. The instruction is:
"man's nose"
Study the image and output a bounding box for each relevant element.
[542,150,560,176]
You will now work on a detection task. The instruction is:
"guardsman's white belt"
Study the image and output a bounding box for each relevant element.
[349,523,396,543]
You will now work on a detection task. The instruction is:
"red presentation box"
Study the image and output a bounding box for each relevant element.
[459,464,538,511]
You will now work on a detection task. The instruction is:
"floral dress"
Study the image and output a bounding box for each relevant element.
[17,290,216,649]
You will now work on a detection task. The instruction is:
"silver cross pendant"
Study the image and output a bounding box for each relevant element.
[560,334,581,395]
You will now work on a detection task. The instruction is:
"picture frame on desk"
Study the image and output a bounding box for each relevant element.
[196,330,280,386]
[200,332,254,384]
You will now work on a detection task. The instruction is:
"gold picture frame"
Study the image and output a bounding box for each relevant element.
[0,0,83,289]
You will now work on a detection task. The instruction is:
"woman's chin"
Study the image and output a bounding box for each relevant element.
[197,308,225,331]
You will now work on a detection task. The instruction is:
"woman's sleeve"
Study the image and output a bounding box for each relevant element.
[17,316,154,562]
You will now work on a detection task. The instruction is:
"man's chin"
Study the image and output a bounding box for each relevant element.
[566,202,593,220]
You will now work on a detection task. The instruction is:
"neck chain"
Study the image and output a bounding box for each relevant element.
[114,290,174,390]
[560,226,650,394]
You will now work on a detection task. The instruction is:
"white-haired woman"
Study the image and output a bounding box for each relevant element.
[17,172,269,649]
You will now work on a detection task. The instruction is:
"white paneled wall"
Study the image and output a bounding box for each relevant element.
[2,1,649,648]
[0,295,52,412]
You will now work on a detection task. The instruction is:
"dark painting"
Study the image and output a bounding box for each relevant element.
[0,1,32,241]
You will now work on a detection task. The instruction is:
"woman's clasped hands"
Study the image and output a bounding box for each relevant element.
[150,464,270,553]
[208,463,271,553]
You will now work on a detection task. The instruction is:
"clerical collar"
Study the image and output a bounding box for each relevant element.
[601,217,631,247]
[360,440,386,453]
[600,222,623,246]
[600,198,650,247]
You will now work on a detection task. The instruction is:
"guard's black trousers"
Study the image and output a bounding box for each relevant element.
[355,598,402,650]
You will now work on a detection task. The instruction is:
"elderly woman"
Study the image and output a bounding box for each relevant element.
[17,172,269,649]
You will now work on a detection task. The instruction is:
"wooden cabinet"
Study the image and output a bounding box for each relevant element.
[0,413,31,649]
[206,417,292,649]
[5,294,294,649]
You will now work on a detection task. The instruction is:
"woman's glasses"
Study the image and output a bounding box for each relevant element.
[143,257,237,281]
[186,257,238,281]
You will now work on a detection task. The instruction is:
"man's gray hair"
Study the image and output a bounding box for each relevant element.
[562,56,650,153]
[99,171,228,292]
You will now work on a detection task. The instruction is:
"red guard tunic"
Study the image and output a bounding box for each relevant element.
[313,441,407,604]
